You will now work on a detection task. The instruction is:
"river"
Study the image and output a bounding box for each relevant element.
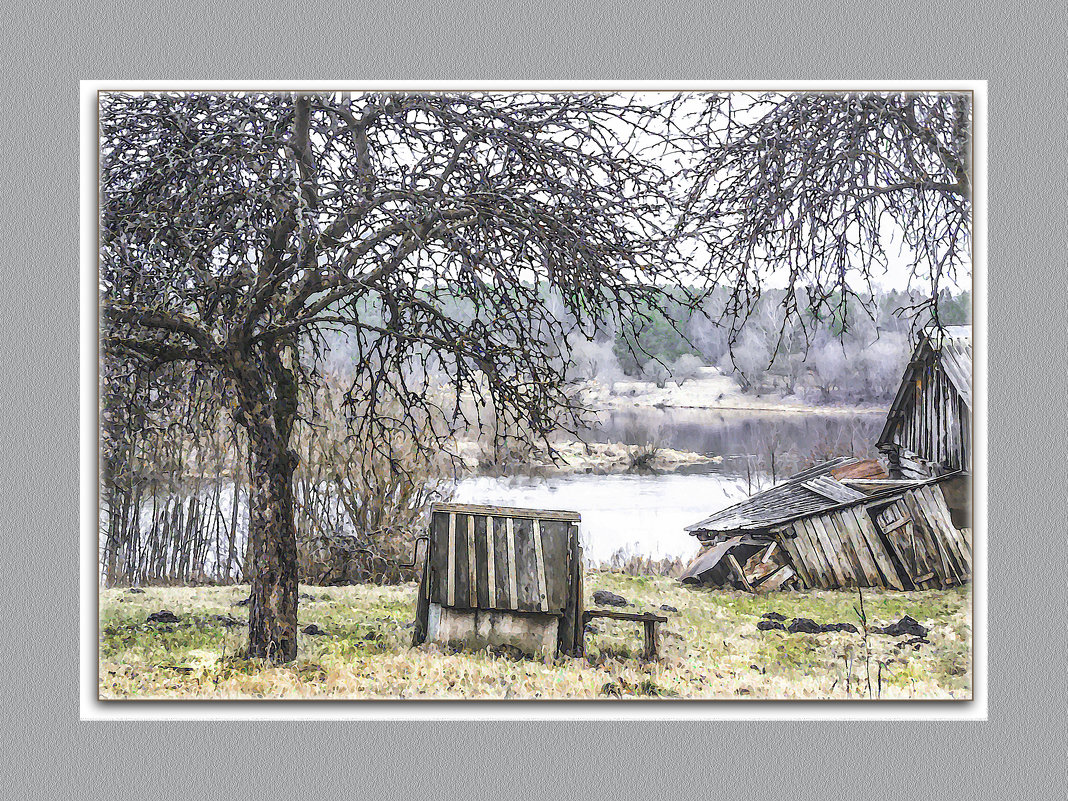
[454,406,885,564]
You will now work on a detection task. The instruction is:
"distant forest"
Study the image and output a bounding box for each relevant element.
[323,285,972,406]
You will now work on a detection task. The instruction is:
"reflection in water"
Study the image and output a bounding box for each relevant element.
[581,407,885,477]
[462,408,886,561]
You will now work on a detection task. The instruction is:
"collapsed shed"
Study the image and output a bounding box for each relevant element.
[681,457,972,591]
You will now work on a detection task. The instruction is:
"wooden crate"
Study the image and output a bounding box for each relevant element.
[413,503,584,656]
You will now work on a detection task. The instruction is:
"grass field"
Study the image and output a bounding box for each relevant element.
[98,572,971,700]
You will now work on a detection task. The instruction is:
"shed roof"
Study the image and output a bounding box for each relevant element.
[684,457,886,537]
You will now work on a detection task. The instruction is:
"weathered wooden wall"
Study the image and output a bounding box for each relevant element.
[776,483,971,590]
[882,337,972,476]
[427,508,574,613]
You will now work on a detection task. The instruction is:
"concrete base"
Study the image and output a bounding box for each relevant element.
[425,604,559,657]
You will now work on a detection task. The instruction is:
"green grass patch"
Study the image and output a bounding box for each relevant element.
[98,575,972,700]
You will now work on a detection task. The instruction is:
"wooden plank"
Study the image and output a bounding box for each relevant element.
[834,510,880,587]
[447,512,456,606]
[805,519,837,589]
[428,512,449,605]
[433,502,581,522]
[557,526,580,656]
[881,501,922,580]
[793,521,829,588]
[471,513,490,608]
[776,531,812,588]
[412,526,432,646]
[760,565,796,591]
[538,519,572,612]
[881,514,910,534]
[821,513,863,587]
[845,509,883,586]
[575,539,585,656]
[809,516,847,587]
[532,519,549,611]
[643,620,659,660]
[905,490,951,581]
[486,516,497,608]
[727,554,755,592]
[805,516,837,586]
[512,517,539,610]
[875,501,924,587]
[584,609,668,623]
[919,486,965,576]
[924,485,972,571]
[830,513,866,587]
[466,513,477,607]
[852,508,905,590]
[505,516,517,608]
[910,488,960,582]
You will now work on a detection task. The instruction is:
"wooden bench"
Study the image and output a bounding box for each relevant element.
[581,609,668,660]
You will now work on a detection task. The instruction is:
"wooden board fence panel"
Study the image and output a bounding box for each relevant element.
[429,507,573,613]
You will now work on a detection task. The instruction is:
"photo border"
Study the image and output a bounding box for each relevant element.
[80,79,988,721]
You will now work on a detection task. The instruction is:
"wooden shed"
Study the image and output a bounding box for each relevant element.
[878,325,972,478]
[682,457,972,591]
[412,503,586,657]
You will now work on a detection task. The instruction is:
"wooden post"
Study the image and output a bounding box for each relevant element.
[642,620,659,660]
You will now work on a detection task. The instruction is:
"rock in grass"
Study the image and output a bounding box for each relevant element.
[761,611,786,621]
[233,597,251,607]
[592,590,628,607]
[824,622,859,633]
[787,617,824,634]
[299,593,318,602]
[757,620,786,631]
[872,615,928,638]
[127,588,146,594]
[146,610,181,624]
[301,623,328,636]
[213,614,242,628]
[659,604,679,613]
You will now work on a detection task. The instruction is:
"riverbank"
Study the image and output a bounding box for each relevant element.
[449,438,722,475]
[98,576,971,700]
[579,367,888,415]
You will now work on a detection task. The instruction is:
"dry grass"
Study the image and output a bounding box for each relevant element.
[98,573,971,700]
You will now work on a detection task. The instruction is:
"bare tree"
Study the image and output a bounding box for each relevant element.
[99,91,693,662]
[678,92,971,343]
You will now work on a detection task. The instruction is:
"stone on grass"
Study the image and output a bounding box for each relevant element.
[146,610,181,624]
[592,590,628,607]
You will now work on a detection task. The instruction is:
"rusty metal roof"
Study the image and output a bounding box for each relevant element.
[685,457,878,536]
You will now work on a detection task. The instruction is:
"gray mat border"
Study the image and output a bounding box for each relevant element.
[4,1,1065,798]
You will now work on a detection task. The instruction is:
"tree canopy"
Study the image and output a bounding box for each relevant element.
[677,92,971,343]
[100,91,699,660]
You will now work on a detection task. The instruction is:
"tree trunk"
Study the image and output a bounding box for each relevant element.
[245,426,299,662]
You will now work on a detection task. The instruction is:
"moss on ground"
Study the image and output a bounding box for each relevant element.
[98,573,971,700]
